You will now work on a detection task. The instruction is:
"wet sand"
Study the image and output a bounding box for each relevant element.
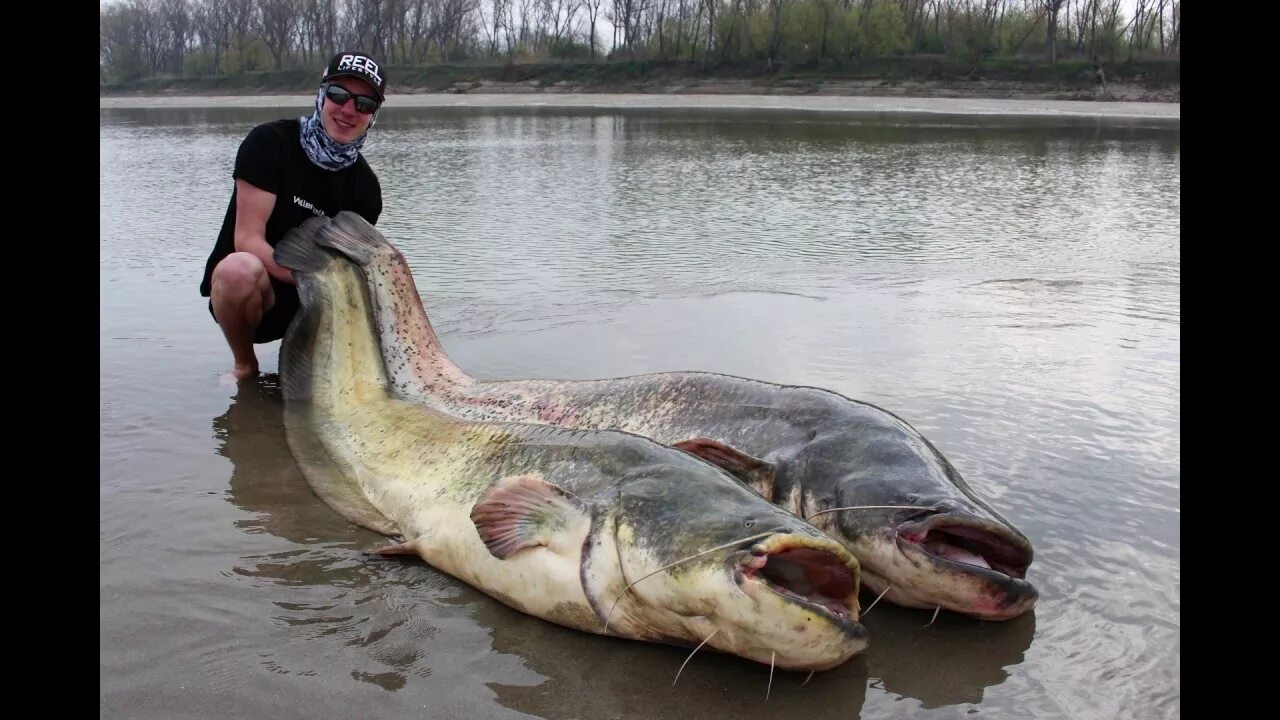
[99,92,1179,124]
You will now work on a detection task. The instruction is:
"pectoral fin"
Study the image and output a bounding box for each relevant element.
[672,437,775,500]
[470,474,591,559]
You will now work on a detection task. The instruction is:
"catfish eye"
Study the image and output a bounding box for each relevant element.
[744,520,755,529]
[907,494,919,504]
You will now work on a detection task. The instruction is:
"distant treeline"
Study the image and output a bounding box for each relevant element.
[100,0,1180,84]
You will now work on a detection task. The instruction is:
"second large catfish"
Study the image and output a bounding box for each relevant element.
[313,212,1038,621]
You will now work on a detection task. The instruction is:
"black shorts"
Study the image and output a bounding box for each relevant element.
[208,279,300,344]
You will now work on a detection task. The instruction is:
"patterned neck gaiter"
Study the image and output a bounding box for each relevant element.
[298,86,377,172]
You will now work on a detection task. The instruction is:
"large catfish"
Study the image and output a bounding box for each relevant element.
[271,220,871,672]
[308,211,1039,621]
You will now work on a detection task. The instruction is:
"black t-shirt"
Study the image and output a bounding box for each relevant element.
[199,118,383,298]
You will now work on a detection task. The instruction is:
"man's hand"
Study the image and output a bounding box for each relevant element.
[233,179,294,285]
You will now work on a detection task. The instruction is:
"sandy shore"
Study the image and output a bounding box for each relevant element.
[100,92,1179,124]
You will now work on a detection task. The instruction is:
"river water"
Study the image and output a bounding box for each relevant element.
[100,97,1179,719]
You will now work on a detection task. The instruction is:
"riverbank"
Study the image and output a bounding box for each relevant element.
[100,93,1180,127]
[99,58,1180,105]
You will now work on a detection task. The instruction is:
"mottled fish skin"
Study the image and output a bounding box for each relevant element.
[273,219,871,672]
[312,211,1039,622]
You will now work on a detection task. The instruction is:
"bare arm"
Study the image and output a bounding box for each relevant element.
[234,178,294,285]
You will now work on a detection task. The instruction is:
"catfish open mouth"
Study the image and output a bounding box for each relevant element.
[898,516,1032,579]
[736,539,860,621]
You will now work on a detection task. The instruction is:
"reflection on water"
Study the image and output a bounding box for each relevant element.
[209,379,541,712]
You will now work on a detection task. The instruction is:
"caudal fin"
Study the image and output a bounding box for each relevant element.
[275,215,339,274]
[313,211,398,266]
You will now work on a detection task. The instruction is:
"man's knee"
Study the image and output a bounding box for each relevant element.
[212,253,270,301]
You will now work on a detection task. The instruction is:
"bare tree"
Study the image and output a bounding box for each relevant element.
[192,0,233,73]
[156,0,192,74]
[433,0,482,61]
[102,1,149,80]
[701,0,718,62]
[652,0,668,58]
[540,0,582,50]
[1154,0,1178,56]
[481,0,509,56]
[296,0,339,64]
[341,0,381,56]
[103,0,1182,83]
[1041,0,1066,64]
[899,0,927,50]
[134,0,168,74]
[400,0,426,62]
[221,0,262,69]
[766,0,786,67]
[513,0,536,52]
[258,0,302,69]
[584,0,604,57]
[611,0,650,58]
[503,0,520,57]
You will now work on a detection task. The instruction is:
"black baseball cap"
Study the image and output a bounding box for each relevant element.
[322,51,387,102]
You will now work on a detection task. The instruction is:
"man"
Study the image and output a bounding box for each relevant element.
[199,51,388,381]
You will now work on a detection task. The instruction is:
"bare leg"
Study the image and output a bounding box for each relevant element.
[210,252,275,380]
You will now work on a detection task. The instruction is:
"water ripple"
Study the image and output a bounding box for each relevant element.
[100,106,1179,720]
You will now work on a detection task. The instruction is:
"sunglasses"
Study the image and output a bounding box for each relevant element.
[322,82,380,114]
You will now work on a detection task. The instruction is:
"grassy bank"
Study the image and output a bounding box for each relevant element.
[99,57,1179,103]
